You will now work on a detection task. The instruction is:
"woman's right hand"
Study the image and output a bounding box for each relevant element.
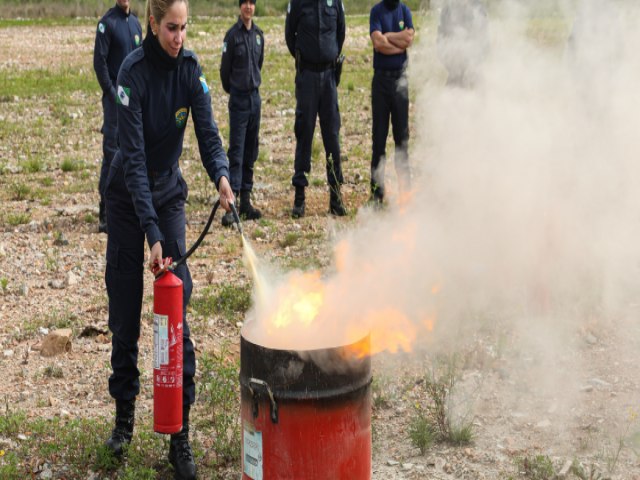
[149,241,170,274]
[218,176,235,212]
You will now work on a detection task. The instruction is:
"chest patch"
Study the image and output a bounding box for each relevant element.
[327,0,333,6]
[399,20,405,30]
[257,36,261,46]
[175,108,188,128]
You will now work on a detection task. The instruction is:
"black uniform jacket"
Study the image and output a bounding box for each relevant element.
[115,47,229,248]
[220,17,264,94]
[93,4,142,101]
[285,0,345,63]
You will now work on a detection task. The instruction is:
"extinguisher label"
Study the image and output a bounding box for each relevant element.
[153,313,169,370]
[243,426,263,480]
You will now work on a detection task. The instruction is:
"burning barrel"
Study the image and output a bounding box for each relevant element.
[240,334,372,480]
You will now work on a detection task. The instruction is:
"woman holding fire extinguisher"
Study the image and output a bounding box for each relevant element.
[103,0,234,477]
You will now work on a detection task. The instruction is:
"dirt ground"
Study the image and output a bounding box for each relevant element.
[2,18,640,480]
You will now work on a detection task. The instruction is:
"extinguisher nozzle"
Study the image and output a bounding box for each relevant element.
[229,202,243,235]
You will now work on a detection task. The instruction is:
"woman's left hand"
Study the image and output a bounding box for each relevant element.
[218,176,235,212]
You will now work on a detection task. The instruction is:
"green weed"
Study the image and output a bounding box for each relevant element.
[198,345,241,465]
[409,413,435,455]
[21,157,43,173]
[190,283,252,322]
[279,231,300,248]
[515,455,555,480]
[10,182,31,201]
[60,157,81,172]
[43,365,64,378]
[6,213,31,226]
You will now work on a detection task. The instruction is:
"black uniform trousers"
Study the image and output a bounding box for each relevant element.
[371,69,410,199]
[228,89,261,193]
[99,93,118,199]
[292,68,344,188]
[104,164,196,406]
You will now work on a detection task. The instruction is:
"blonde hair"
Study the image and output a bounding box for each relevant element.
[145,0,189,35]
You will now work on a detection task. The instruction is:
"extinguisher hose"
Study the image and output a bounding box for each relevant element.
[166,198,221,273]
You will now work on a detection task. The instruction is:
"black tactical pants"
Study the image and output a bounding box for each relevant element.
[228,89,261,193]
[104,164,196,406]
[99,93,118,199]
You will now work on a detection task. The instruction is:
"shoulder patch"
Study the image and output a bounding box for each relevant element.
[223,41,227,54]
[134,34,140,46]
[116,85,130,107]
[287,2,291,14]
[199,75,209,94]
[98,22,105,34]
[175,108,188,128]
[256,36,261,46]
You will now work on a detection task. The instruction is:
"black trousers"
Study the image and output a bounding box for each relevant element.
[371,70,410,198]
[104,164,196,406]
[99,93,118,200]
[228,90,261,193]
[292,69,343,188]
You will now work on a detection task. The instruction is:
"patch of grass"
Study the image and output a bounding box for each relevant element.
[43,364,64,378]
[1,67,97,98]
[198,344,241,465]
[0,277,8,292]
[515,455,555,480]
[40,176,54,187]
[21,157,43,173]
[6,213,31,226]
[10,182,31,201]
[84,213,96,224]
[190,283,252,322]
[251,228,266,240]
[409,413,435,455]
[413,354,476,447]
[279,231,300,248]
[60,157,82,172]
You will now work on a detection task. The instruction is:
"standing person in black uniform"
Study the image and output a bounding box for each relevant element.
[285,0,347,218]
[369,0,414,205]
[94,0,142,233]
[103,0,234,478]
[437,0,489,88]
[219,0,264,227]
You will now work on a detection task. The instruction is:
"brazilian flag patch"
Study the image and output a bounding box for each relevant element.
[116,85,130,106]
[175,108,188,128]
[199,75,209,94]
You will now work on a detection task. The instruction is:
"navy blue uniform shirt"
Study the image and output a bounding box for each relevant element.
[220,17,264,94]
[115,47,229,248]
[93,4,142,101]
[285,0,345,63]
[370,1,413,70]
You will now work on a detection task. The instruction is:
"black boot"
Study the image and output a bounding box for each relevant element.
[105,398,135,456]
[221,191,239,228]
[291,186,305,218]
[329,185,347,216]
[239,190,262,220]
[98,198,108,234]
[169,404,196,480]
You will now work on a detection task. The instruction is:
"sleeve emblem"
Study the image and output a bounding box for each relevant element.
[175,108,188,128]
[116,86,130,107]
[199,75,209,94]
[98,22,105,34]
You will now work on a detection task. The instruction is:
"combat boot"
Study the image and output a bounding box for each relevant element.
[239,190,262,220]
[221,191,239,227]
[329,185,347,216]
[169,404,197,480]
[291,186,305,218]
[105,398,135,456]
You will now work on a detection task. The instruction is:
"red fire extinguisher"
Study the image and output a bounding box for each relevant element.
[153,269,183,434]
[150,198,237,434]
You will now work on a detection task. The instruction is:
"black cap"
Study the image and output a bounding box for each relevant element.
[239,0,256,6]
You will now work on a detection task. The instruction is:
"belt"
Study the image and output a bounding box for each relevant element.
[375,69,404,78]
[148,164,177,179]
[230,87,259,96]
[299,59,334,72]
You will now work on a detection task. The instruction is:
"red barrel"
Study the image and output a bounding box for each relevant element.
[240,335,372,480]
[153,271,183,434]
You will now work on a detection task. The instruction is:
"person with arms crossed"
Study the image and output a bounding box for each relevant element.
[103,0,234,478]
[219,0,264,227]
[94,0,142,233]
[369,0,414,205]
